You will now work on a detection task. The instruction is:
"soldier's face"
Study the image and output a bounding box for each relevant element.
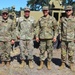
[24,11,30,18]
[43,10,49,16]
[65,10,73,16]
[2,12,8,20]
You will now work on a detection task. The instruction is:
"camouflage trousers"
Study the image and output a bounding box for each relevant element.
[0,41,11,61]
[39,39,53,61]
[61,41,75,63]
[19,40,34,60]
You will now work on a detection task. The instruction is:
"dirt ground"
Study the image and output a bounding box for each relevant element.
[0,42,75,75]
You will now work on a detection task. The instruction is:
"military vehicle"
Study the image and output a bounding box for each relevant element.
[50,0,65,24]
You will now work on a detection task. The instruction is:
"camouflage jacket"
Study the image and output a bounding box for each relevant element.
[36,15,58,39]
[0,17,16,41]
[17,16,36,40]
[59,16,75,41]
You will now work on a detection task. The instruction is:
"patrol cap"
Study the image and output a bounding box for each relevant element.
[65,5,73,11]
[24,7,30,12]
[42,6,49,10]
[2,9,8,14]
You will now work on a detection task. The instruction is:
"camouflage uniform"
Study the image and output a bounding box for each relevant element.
[60,16,75,63]
[0,9,15,62]
[36,7,58,62]
[59,6,75,64]
[17,11,35,61]
[59,5,75,71]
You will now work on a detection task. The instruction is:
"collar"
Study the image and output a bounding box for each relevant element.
[43,15,50,19]
[2,19,8,23]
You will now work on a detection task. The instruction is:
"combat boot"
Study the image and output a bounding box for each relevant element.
[0,61,5,67]
[37,61,44,70]
[59,62,65,70]
[70,63,75,71]
[19,60,26,68]
[6,61,10,67]
[47,61,51,70]
[29,60,34,69]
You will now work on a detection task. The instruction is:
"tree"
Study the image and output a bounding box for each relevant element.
[27,0,50,11]
[68,0,73,5]
[62,0,66,5]
[27,0,74,11]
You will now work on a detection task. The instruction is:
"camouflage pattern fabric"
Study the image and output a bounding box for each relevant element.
[59,16,75,63]
[36,15,58,61]
[17,16,36,40]
[19,40,34,60]
[61,41,75,63]
[0,17,15,61]
[17,16,36,60]
[59,16,75,41]
[0,17,16,41]
[0,42,11,61]
[39,39,53,61]
[36,15,58,39]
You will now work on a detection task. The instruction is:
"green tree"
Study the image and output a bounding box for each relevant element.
[60,0,73,5]
[62,0,66,5]
[27,0,50,11]
[68,0,73,5]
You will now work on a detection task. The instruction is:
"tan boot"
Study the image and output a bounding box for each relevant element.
[0,61,5,67]
[19,60,26,68]
[37,61,44,70]
[47,61,51,70]
[70,63,75,71]
[6,61,10,67]
[29,60,34,69]
[59,63,65,70]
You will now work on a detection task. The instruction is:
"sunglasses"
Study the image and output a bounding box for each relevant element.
[2,13,8,15]
[66,10,72,12]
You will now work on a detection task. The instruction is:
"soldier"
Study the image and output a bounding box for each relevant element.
[59,5,75,71]
[0,9,15,67]
[17,7,36,69]
[35,6,58,70]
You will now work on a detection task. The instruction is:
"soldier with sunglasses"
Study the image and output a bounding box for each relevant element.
[0,9,15,67]
[59,5,75,71]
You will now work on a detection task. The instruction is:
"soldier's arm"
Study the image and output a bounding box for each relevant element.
[35,21,40,42]
[52,17,58,41]
[16,17,23,40]
[10,21,16,44]
[16,20,21,39]
[58,17,64,41]
[31,19,36,38]
[11,19,17,40]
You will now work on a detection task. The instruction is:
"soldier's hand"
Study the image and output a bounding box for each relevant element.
[11,40,15,44]
[36,37,39,42]
[53,37,57,42]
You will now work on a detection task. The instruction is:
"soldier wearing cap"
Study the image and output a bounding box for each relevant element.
[0,9,15,67]
[59,5,75,71]
[17,7,36,68]
[35,6,58,70]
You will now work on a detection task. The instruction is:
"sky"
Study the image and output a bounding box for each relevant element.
[0,0,27,10]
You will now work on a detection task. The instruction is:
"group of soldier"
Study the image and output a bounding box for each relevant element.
[0,5,75,71]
